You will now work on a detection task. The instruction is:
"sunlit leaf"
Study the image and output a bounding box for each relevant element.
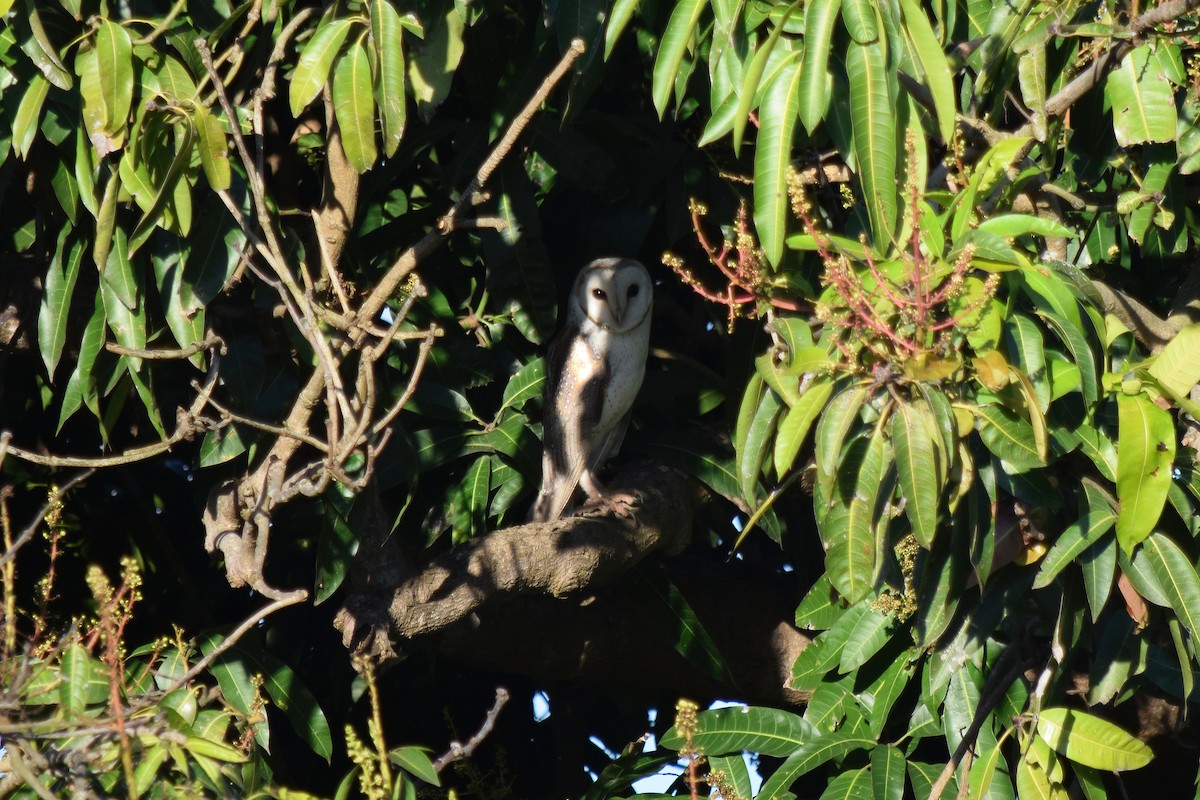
[797,0,841,132]
[847,37,897,245]
[660,706,813,757]
[1106,44,1176,147]
[753,54,802,266]
[1036,707,1153,771]
[1115,393,1174,553]
[290,17,355,116]
[652,0,707,117]
[96,20,133,134]
[333,37,378,173]
[372,0,407,157]
[892,399,940,547]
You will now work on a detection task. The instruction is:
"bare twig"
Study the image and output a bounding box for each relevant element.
[433,687,511,773]
[106,335,225,360]
[163,590,309,695]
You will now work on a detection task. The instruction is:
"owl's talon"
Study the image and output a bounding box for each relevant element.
[577,490,642,520]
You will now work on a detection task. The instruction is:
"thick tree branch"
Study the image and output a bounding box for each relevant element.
[355,463,695,642]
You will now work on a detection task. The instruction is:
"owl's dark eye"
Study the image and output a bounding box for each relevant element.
[627,284,640,298]
[592,288,607,300]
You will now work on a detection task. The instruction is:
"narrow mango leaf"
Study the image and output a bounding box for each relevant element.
[838,605,891,672]
[737,385,783,499]
[12,73,49,159]
[755,728,875,796]
[194,105,231,191]
[1031,510,1116,589]
[815,384,868,495]
[1036,707,1153,771]
[499,358,546,416]
[96,20,133,133]
[871,745,905,800]
[604,0,641,60]
[891,399,940,547]
[129,122,195,255]
[389,747,441,786]
[1006,314,1049,412]
[289,18,355,116]
[57,290,106,430]
[847,37,897,246]
[1037,310,1098,407]
[332,38,378,173]
[975,404,1046,472]
[651,0,707,117]
[372,0,407,157]
[774,375,834,476]
[733,1,801,154]
[659,706,813,757]
[21,3,73,89]
[1016,755,1062,800]
[831,434,886,602]
[407,6,465,121]
[183,736,249,763]
[101,230,146,370]
[1136,532,1200,639]
[457,455,491,539]
[798,0,841,132]
[1106,44,1176,147]
[899,0,955,141]
[841,0,878,43]
[753,55,802,266]
[1148,322,1200,397]
[59,642,91,714]
[1018,45,1047,140]
[1115,393,1174,553]
[39,228,83,378]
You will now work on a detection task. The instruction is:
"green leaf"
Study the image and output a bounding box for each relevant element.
[978,214,1076,240]
[290,18,355,116]
[1135,532,1200,639]
[838,605,891,672]
[1032,510,1116,590]
[128,122,195,255]
[1006,314,1049,412]
[733,2,801,154]
[194,105,231,191]
[820,766,873,799]
[39,227,83,378]
[1115,393,1174,553]
[892,399,940,547]
[389,746,440,786]
[1105,44,1176,147]
[774,376,833,476]
[868,743,902,800]
[756,728,875,796]
[1148,322,1200,398]
[830,434,886,602]
[846,37,897,245]
[604,0,641,60]
[655,578,732,683]
[660,706,813,757]
[18,3,72,90]
[372,0,407,157]
[333,37,378,173]
[1037,311,1098,407]
[100,229,146,369]
[798,0,841,132]
[840,0,878,43]
[652,0,707,117]
[499,358,546,416]
[59,642,91,714]
[407,5,465,121]
[737,383,783,499]
[753,52,802,266]
[975,404,1046,472]
[1036,707,1153,771]
[899,0,955,142]
[96,20,134,134]
[58,290,106,430]
[816,384,868,492]
[12,73,49,159]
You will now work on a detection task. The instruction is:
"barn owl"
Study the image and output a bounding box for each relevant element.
[530,258,653,522]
